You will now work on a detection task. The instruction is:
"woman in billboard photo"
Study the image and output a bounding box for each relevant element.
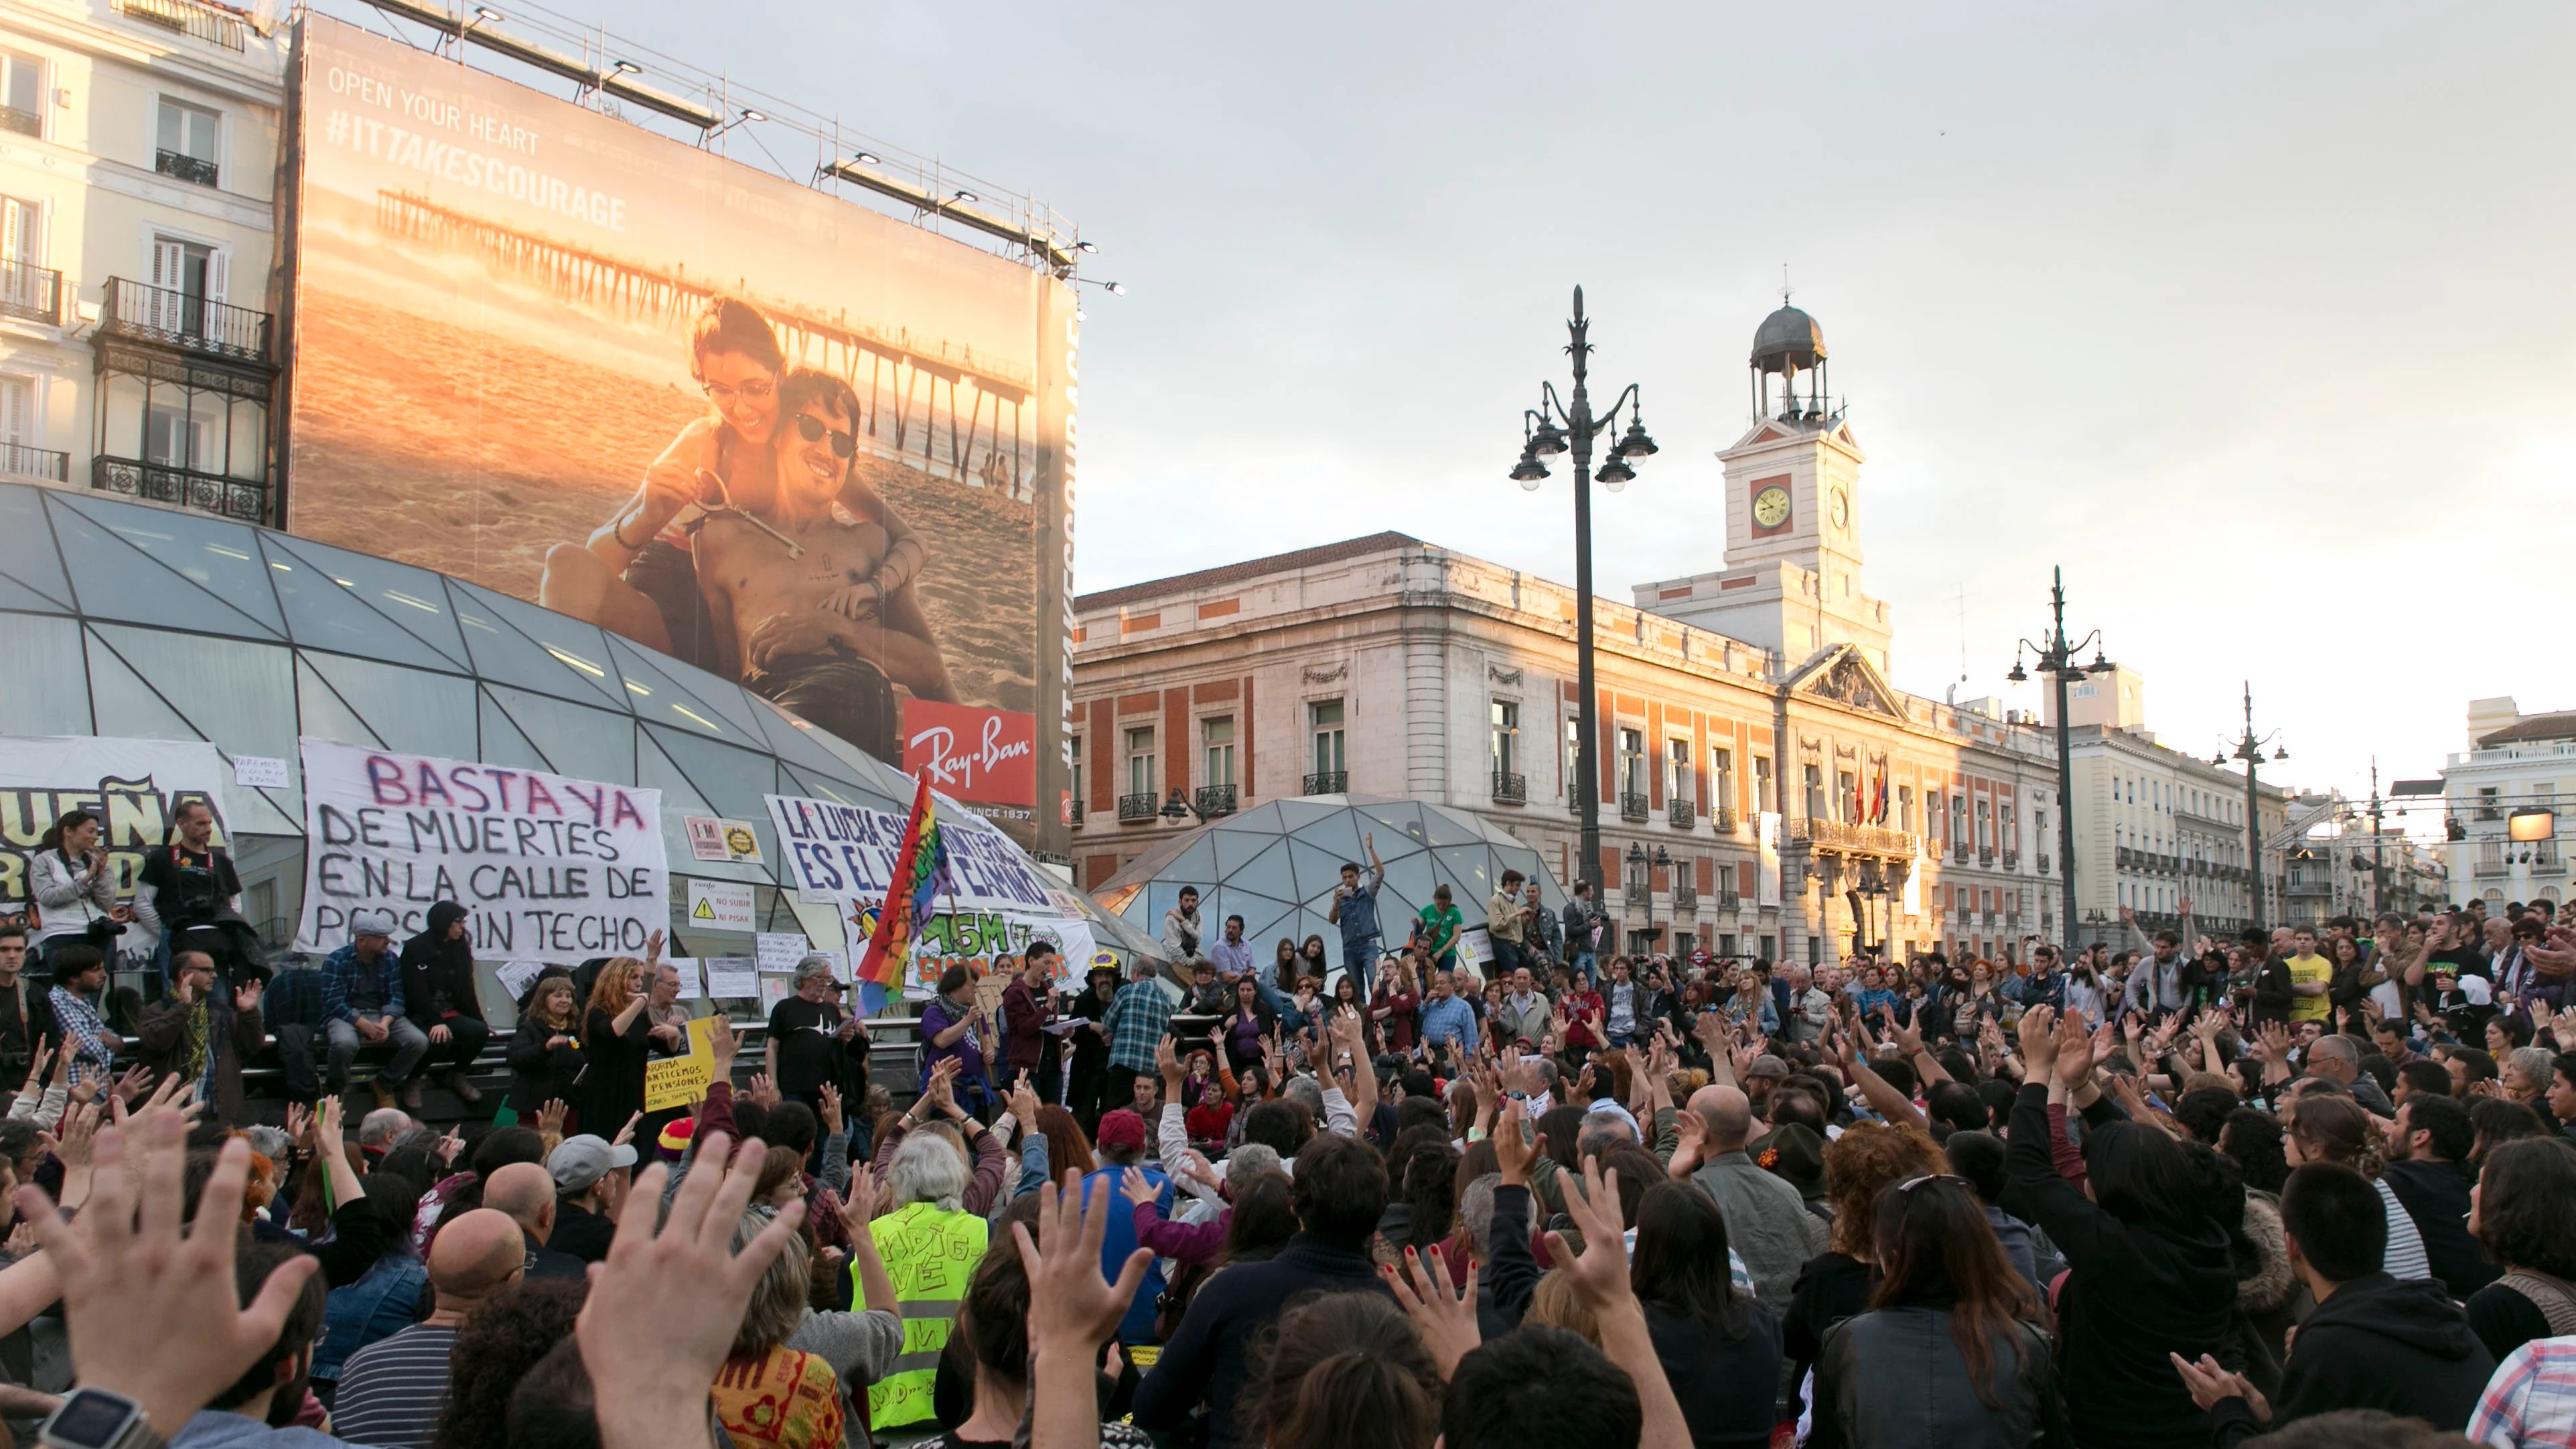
[539,297,786,670]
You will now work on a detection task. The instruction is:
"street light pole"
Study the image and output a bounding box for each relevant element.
[1512,287,1657,898]
[2221,683,2287,934]
[2009,566,2112,951]
[2368,760,2386,918]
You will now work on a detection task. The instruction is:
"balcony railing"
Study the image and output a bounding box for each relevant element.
[1788,816,1921,857]
[2474,861,2511,878]
[91,455,267,523]
[0,260,60,325]
[0,106,38,139]
[1066,798,1085,825]
[1623,880,1651,906]
[1979,847,1996,867]
[1303,770,1347,797]
[0,442,69,482]
[1671,885,1698,915]
[1193,784,1236,819]
[1566,783,1584,815]
[1620,791,1650,823]
[2002,851,2019,871]
[1668,799,1695,829]
[1952,843,1972,864]
[1116,792,1157,823]
[2037,855,2053,875]
[1492,771,1526,805]
[1717,888,1741,911]
[100,278,273,364]
[1711,805,1738,833]
[117,0,246,49]
[155,149,221,188]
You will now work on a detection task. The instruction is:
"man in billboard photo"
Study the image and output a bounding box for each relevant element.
[709,369,961,750]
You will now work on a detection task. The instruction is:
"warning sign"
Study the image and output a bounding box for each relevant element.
[686,878,756,932]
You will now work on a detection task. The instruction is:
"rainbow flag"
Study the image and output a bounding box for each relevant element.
[855,774,947,1016]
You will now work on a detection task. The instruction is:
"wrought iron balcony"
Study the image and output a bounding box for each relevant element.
[1566,783,1584,814]
[1620,791,1650,823]
[155,149,220,188]
[117,0,246,49]
[0,106,38,139]
[1303,770,1347,797]
[2038,855,2053,874]
[0,260,60,325]
[1711,805,1738,834]
[1671,884,1698,915]
[2002,851,2019,871]
[1492,770,1526,805]
[99,278,273,365]
[92,455,267,523]
[1979,847,1996,867]
[1623,880,1651,906]
[1717,888,1741,911]
[1066,798,1084,825]
[1788,816,1922,858]
[1952,843,1971,864]
[1116,792,1157,823]
[0,441,69,482]
[1194,784,1236,818]
[1668,799,1695,829]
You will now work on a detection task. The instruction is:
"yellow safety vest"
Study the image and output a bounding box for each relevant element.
[864,1200,990,1431]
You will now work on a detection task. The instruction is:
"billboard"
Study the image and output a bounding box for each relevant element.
[283,16,1071,846]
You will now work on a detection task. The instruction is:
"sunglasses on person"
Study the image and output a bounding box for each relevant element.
[794,412,857,458]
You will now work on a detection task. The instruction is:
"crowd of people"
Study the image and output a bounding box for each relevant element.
[5,805,2576,1449]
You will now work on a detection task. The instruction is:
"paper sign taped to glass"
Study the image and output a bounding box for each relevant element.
[642,1015,724,1112]
[767,790,1094,997]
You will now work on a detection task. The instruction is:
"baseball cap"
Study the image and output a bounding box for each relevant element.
[1096,1109,1147,1152]
[549,1133,638,1193]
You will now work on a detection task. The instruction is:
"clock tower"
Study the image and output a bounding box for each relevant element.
[1635,296,1895,672]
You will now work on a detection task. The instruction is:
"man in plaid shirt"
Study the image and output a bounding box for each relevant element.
[262,959,346,1103]
[1101,958,1173,1115]
[2471,1336,2576,1448]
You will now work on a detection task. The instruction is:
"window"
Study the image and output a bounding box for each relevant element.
[155,97,222,187]
[2478,786,2501,821]
[1950,795,1969,847]
[1802,763,1825,821]
[1310,700,1344,776]
[1835,769,1855,822]
[0,53,40,138]
[1711,748,1733,813]
[1563,715,1582,799]
[1490,700,1518,776]
[1977,799,1993,851]
[1754,756,1774,813]
[1896,784,1914,832]
[1666,739,1691,801]
[1618,728,1645,797]
[1068,738,1084,808]
[1202,715,1234,788]
[1125,726,1156,799]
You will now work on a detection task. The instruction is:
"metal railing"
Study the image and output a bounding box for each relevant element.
[100,278,273,364]
[1303,770,1347,796]
[1671,885,1698,915]
[1620,791,1650,823]
[1623,880,1651,906]
[1717,888,1741,910]
[1787,816,1921,857]
[2002,851,2019,871]
[1066,798,1085,825]
[0,441,69,482]
[1116,792,1157,823]
[2038,855,2053,874]
[155,149,221,188]
[117,0,246,49]
[1565,784,1584,815]
[0,260,60,324]
[0,106,38,139]
[1952,843,1972,864]
[1979,847,1996,867]
[92,454,267,523]
[1711,805,1738,833]
[1193,784,1236,818]
[1492,771,1526,805]
[1668,799,1695,829]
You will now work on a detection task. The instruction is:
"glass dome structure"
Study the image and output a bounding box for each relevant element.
[1094,796,1571,977]
[0,481,1149,993]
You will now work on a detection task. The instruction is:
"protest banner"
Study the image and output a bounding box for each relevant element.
[293,738,666,962]
[642,1016,721,1111]
[0,736,262,928]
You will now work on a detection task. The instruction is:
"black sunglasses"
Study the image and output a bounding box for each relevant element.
[794,413,858,458]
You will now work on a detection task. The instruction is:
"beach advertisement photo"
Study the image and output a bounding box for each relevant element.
[283,16,1072,842]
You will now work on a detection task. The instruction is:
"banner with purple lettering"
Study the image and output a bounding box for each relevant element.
[293,738,667,963]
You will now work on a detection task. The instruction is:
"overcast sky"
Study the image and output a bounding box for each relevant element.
[326,1,2576,834]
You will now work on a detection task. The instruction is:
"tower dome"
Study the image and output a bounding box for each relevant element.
[1750,303,1827,374]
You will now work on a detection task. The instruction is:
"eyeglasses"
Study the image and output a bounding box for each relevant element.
[699,375,776,408]
[793,412,857,458]
[1894,1173,1970,1195]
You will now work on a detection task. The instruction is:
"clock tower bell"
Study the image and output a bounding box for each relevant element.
[1634,295,1895,672]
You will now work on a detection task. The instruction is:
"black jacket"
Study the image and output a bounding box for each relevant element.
[1809,1302,2071,1449]
[1474,1182,1540,1339]
[2001,1083,2240,1449]
[2380,1158,2502,1299]
[1646,1301,1783,1449]
[1133,1232,1391,1449]
[504,1018,587,1115]
[2210,1272,2495,1447]
[397,903,485,1024]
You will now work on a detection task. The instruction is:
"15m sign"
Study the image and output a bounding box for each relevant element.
[292,738,668,963]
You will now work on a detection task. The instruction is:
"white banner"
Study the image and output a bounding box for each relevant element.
[293,738,667,963]
[0,736,267,920]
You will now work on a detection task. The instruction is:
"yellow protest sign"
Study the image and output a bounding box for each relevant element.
[642,1016,721,1112]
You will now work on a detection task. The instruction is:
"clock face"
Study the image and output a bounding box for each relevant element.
[1752,485,1792,529]
[1830,488,1850,529]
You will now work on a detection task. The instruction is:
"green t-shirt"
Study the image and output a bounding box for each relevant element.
[1416,902,1463,962]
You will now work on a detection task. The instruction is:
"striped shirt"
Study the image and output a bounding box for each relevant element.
[2472,1336,2576,1449]
[328,1322,456,1449]
[2375,1177,2434,1284]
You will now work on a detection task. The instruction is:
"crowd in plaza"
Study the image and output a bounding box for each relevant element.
[5,806,2576,1449]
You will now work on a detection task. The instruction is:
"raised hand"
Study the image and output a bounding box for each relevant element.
[537,1099,568,1142]
[745,1072,782,1111]
[1118,1166,1159,1209]
[611,1113,642,1151]
[1007,1075,1042,1130]
[1546,1155,1640,1319]
[817,1084,845,1137]
[2018,1004,2060,1075]
[1011,1172,1152,1367]
[1492,1096,1532,1186]
[1382,1243,1482,1378]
